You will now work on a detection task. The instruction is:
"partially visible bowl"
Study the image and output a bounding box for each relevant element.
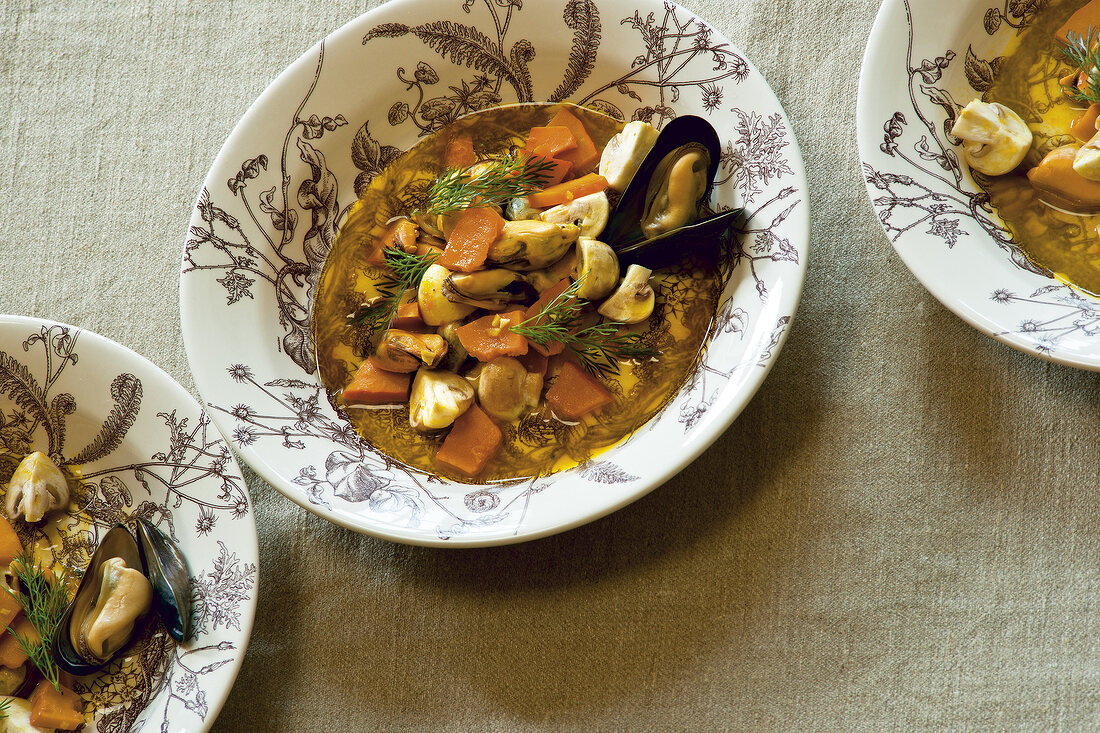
[180,0,809,546]
[0,315,257,731]
[858,0,1100,370]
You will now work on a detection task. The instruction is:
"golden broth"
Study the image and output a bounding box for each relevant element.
[985,0,1100,295]
[312,104,728,483]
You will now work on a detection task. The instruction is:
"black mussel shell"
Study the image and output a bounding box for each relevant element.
[54,524,144,675]
[136,518,192,643]
[602,115,723,248]
[615,209,743,270]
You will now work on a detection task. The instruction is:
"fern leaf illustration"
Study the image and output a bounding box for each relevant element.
[71,373,143,466]
[373,20,533,102]
[0,351,51,442]
[549,0,601,102]
[48,392,76,459]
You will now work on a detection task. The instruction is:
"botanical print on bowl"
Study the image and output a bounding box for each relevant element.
[0,316,257,732]
[181,0,809,546]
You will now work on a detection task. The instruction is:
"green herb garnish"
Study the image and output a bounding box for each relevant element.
[347,246,439,338]
[1062,28,1100,106]
[510,277,658,378]
[6,552,68,691]
[426,153,558,215]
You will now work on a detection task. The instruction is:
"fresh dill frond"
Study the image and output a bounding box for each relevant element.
[6,552,68,691]
[426,153,558,215]
[346,246,439,341]
[1061,28,1100,106]
[510,277,658,378]
[0,696,10,718]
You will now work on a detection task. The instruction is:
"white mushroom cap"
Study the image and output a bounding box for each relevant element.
[598,120,659,191]
[5,451,69,523]
[949,99,1033,176]
[409,368,475,432]
[597,264,655,324]
[538,191,610,238]
[572,237,620,301]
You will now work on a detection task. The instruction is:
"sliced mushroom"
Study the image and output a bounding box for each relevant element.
[418,264,476,326]
[5,451,69,523]
[409,369,475,432]
[598,264,655,324]
[374,330,448,373]
[486,220,580,270]
[598,120,660,191]
[473,357,543,422]
[572,237,619,300]
[505,196,542,221]
[950,99,1032,176]
[539,192,610,238]
[442,268,527,310]
[77,557,153,663]
[1028,144,1100,213]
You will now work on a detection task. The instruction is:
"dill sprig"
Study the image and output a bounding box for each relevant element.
[347,246,439,337]
[1062,28,1100,106]
[510,277,658,378]
[426,153,558,215]
[6,552,68,691]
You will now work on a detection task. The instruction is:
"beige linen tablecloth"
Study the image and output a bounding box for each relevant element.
[5,0,1100,730]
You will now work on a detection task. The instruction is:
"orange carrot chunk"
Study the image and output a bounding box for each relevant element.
[525,125,578,158]
[0,615,37,669]
[445,133,477,169]
[391,302,427,331]
[521,152,573,188]
[0,517,21,568]
[29,679,84,730]
[437,207,506,272]
[436,404,502,476]
[455,310,530,362]
[527,173,609,209]
[342,358,412,405]
[0,589,20,632]
[1057,0,1100,44]
[1071,103,1100,143]
[368,218,419,266]
[545,360,613,420]
[547,107,601,172]
[522,277,572,356]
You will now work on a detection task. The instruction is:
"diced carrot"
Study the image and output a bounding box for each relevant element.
[527,173,609,209]
[435,404,502,476]
[342,358,412,405]
[0,615,37,668]
[521,152,572,188]
[547,107,601,172]
[0,517,21,568]
[1057,0,1100,43]
[445,133,477,169]
[545,360,613,420]
[29,679,84,730]
[391,302,427,331]
[437,207,506,272]
[1071,103,1100,142]
[517,349,549,378]
[0,589,20,632]
[368,218,419,266]
[455,310,529,362]
[525,126,577,158]
[522,277,572,356]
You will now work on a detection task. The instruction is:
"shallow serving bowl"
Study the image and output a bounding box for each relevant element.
[858,0,1100,370]
[0,315,257,731]
[180,0,809,546]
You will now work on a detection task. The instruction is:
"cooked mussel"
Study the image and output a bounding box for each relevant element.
[54,521,191,675]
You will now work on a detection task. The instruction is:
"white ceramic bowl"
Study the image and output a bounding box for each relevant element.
[180,0,809,546]
[0,315,257,731]
[858,0,1100,370]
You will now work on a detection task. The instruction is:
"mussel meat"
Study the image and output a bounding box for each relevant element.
[54,521,191,675]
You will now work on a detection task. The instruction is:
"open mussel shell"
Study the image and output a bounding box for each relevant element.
[614,208,743,270]
[136,517,192,643]
[602,114,723,248]
[54,524,143,675]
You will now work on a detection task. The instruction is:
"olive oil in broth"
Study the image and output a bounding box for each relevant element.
[312,104,728,483]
